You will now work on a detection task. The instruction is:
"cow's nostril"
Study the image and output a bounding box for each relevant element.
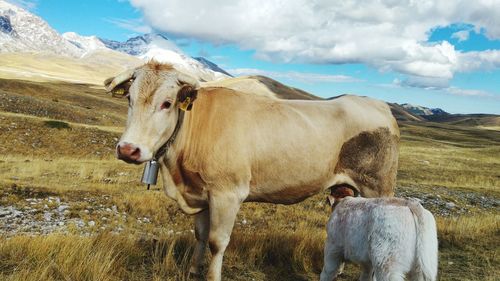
[131,147,141,159]
[117,143,141,162]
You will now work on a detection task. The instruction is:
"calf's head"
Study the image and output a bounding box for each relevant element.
[104,62,199,164]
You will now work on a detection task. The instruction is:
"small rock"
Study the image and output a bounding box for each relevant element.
[445,202,456,209]
[58,222,65,226]
[88,221,96,227]
[57,205,69,212]
[43,212,52,221]
[0,209,12,217]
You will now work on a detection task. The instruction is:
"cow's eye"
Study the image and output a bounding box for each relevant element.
[161,101,172,110]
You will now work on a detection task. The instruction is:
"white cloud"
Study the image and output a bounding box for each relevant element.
[391,79,498,99]
[229,68,361,83]
[129,0,500,88]
[446,87,494,97]
[455,50,500,72]
[394,76,450,90]
[104,18,152,34]
[451,30,470,42]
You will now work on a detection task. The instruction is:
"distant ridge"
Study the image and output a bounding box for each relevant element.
[400,103,448,116]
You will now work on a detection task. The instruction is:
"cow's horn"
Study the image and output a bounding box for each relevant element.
[104,69,135,92]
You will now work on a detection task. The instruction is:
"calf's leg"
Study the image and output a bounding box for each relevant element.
[373,269,405,281]
[206,190,242,281]
[320,241,343,281]
[189,209,210,277]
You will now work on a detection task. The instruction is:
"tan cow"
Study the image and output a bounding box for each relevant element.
[104,62,400,281]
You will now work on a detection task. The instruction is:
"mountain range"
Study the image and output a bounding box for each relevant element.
[0,0,498,124]
[0,0,228,81]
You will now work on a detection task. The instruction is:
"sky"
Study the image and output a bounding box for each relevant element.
[10,0,500,114]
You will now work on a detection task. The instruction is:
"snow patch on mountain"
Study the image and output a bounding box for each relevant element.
[62,32,107,54]
[401,103,448,116]
[194,57,232,77]
[102,33,228,81]
[100,33,173,56]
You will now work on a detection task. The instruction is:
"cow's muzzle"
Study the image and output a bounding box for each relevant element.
[116,142,142,164]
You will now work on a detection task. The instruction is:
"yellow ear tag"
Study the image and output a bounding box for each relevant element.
[113,88,125,96]
[179,97,192,111]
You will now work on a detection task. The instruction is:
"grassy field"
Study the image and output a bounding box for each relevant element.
[0,79,498,280]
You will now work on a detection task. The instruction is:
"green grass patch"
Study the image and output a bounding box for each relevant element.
[44,120,71,129]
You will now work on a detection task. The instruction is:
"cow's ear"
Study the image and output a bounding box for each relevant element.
[177,84,198,111]
[104,69,135,97]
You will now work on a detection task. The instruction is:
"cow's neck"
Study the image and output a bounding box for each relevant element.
[158,119,204,215]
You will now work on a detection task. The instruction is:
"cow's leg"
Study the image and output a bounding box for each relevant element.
[320,240,343,281]
[189,208,210,278]
[206,190,242,281]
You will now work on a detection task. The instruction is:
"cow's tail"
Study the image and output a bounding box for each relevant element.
[408,199,438,281]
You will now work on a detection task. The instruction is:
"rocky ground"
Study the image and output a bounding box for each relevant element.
[396,185,499,216]
[1,182,498,238]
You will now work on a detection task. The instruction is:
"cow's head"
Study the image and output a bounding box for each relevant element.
[104,62,199,164]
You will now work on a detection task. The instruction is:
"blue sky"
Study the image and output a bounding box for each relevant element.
[19,0,500,114]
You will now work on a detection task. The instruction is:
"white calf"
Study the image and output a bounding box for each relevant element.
[320,196,438,281]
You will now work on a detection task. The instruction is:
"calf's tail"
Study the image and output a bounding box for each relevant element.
[408,200,438,281]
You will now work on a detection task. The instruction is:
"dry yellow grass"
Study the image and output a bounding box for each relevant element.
[0,215,497,281]
[0,52,141,85]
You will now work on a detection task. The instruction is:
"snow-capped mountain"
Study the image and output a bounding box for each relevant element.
[100,33,228,81]
[0,0,82,57]
[100,33,171,56]
[401,103,448,116]
[62,32,107,53]
[0,0,229,81]
[194,57,232,77]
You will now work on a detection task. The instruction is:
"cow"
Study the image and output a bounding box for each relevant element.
[320,194,438,281]
[104,62,400,281]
